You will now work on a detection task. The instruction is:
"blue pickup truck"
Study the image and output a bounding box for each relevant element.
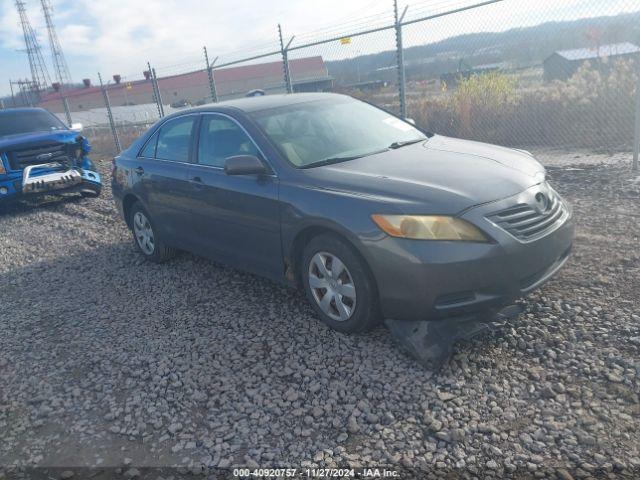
[0,107,102,203]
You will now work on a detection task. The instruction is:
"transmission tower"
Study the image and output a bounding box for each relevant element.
[15,0,51,93]
[40,0,72,86]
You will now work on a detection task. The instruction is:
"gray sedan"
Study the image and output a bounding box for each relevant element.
[112,93,573,360]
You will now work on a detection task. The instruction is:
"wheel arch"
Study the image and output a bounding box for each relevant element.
[122,193,140,229]
[287,223,379,297]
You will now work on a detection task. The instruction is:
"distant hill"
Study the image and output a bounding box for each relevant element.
[327,10,640,83]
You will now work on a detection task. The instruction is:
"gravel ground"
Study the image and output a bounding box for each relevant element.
[0,149,639,479]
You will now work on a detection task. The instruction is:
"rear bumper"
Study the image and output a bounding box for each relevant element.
[365,192,575,322]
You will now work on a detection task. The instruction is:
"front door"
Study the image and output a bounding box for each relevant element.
[187,113,282,279]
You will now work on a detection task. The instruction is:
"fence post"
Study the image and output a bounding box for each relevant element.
[278,24,294,94]
[61,93,72,126]
[148,62,163,118]
[98,72,122,154]
[148,62,161,117]
[152,68,165,117]
[203,46,218,103]
[394,0,408,118]
[634,71,640,173]
[9,80,16,107]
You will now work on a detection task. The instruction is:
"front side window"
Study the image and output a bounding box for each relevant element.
[155,116,196,162]
[197,115,258,167]
[250,97,428,168]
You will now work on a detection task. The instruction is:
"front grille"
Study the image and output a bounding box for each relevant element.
[488,192,566,241]
[5,142,71,171]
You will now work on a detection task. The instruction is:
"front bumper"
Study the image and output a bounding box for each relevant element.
[385,304,524,369]
[365,189,575,322]
[0,162,101,203]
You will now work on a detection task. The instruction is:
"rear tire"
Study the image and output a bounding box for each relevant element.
[302,233,381,333]
[129,202,176,263]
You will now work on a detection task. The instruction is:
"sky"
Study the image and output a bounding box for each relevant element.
[0,0,637,96]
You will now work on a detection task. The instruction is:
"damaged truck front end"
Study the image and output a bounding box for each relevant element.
[0,108,102,204]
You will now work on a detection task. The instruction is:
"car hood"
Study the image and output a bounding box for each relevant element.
[302,135,545,214]
[0,130,78,150]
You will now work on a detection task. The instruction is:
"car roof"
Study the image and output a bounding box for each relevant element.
[191,92,349,114]
[0,107,49,116]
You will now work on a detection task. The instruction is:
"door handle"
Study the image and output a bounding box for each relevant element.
[191,176,203,183]
[134,166,144,175]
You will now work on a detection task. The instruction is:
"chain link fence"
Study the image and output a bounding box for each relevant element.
[288,23,400,114]
[25,0,640,170]
[401,0,640,165]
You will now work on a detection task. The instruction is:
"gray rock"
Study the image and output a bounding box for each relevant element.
[168,422,183,434]
[347,416,360,434]
[607,373,624,383]
[556,468,573,480]
[124,468,140,478]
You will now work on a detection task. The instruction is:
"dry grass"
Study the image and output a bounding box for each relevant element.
[408,60,638,149]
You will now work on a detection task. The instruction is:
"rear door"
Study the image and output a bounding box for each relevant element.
[186,112,282,279]
[132,114,197,247]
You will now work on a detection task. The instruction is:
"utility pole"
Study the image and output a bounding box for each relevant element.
[15,0,51,94]
[40,0,72,87]
[12,79,36,107]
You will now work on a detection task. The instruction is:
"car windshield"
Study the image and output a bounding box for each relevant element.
[250,97,429,168]
[0,110,67,137]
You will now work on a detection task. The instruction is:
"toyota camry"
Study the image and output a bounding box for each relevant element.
[112,93,573,361]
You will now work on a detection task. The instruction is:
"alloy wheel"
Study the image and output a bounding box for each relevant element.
[133,211,155,255]
[308,251,357,321]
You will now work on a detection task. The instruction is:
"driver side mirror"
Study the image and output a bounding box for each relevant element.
[224,155,267,176]
[71,122,83,132]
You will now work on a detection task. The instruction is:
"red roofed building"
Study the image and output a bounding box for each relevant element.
[39,56,332,112]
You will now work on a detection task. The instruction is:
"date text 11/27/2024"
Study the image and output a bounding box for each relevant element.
[232,468,400,478]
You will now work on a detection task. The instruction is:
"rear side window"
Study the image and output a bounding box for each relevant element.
[155,116,196,162]
[139,132,158,158]
[197,115,258,167]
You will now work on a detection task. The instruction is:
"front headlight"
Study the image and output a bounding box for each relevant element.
[371,214,488,242]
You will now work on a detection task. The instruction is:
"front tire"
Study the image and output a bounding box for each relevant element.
[302,234,381,333]
[129,202,176,263]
